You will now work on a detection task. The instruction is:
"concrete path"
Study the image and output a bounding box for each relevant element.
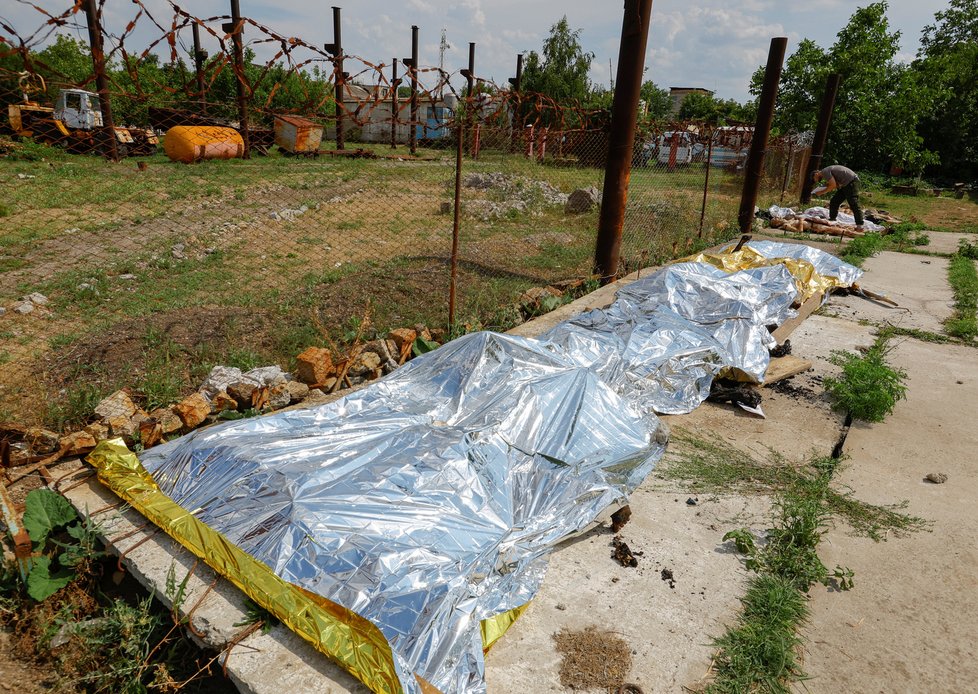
[920,230,978,255]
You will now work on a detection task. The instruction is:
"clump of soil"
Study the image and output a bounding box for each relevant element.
[553,625,633,691]
[612,535,641,568]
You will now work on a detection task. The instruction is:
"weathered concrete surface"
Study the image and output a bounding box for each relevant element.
[799,338,978,693]
[823,251,954,333]
[920,230,978,255]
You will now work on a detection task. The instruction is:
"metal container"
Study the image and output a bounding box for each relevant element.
[274,115,324,155]
[163,126,244,164]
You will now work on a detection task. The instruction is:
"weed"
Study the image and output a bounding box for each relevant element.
[958,238,978,260]
[823,331,908,422]
[885,326,951,344]
[233,598,280,634]
[840,232,888,267]
[944,253,978,340]
[45,381,107,431]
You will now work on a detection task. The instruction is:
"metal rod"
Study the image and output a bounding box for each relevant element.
[780,135,794,204]
[409,25,419,155]
[332,7,344,150]
[227,0,250,158]
[390,58,399,149]
[699,127,714,236]
[737,36,787,234]
[594,0,654,284]
[801,73,841,203]
[509,53,523,153]
[192,23,207,113]
[83,0,119,161]
[450,42,475,331]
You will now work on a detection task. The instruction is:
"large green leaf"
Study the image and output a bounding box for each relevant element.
[26,556,74,602]
[22,489,78,546]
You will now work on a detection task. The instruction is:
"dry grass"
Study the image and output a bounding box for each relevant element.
[553,625,633,691]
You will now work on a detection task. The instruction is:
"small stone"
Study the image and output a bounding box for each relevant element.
[139,418,164,448]
[173,392,211,429]
[118,273,137,280]
[210,391,239,413]
[227,381,257,408]
[924,472,948,484]
[388,328,417,351]
[0,307,5,316]
[199,366,248,397]
[439,201,452,214]
[555,603,567,611]
[83,422,110,442]
[268,383,291,409]
[519,286,562,304]
[269,211,281,221]
[565,186,602,214]
[59,431,98,456]
[295,347,336,385]
[286,380,310,402]
[95,390,139,420]
[350,351,382,376]
[244,365,288,387]
[413,324,433,342]
[149,408,183,434]
[105,415,140,440]
[24,428,60,454]
[171,243,187,260]
[13,302,33,315]
[320,378,337,392]
[24,292,48,305]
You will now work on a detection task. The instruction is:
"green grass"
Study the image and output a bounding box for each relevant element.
[823,330,908,422]
[839,232,889,267]
[945,253,978,340]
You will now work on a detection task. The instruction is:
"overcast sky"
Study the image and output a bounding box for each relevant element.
[2,1,950,101]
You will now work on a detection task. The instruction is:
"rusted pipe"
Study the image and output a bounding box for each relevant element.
[450,42,475,331]
[406,25,419,155]
[737,36,787,234]
[324,7,345,150]
[780,135,794,203]
[699,128,714,236]
[225,0,250,158]
[509,53,523,153]
[192,23,207,113]
[594,0,654,284]
[83,0,119,161]
[801,73,841,204]
[390,58,399,149]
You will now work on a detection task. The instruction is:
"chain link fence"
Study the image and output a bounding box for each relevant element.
[0,2,766,438]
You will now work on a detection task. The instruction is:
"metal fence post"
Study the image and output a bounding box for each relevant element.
[801,73,841,204]
[594,0,654,284]
[192,23,208,113]
[508,53,523,154]
[449,42,475,331]
[224,0,250,158]
[83,0,119,161]
[390,58,399,149]
[324,7,345,150]
[406,25,419,156]
[737,36,787,234]
[699,127,714,236]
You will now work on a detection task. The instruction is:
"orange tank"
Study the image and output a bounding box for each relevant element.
[163,126,244,164]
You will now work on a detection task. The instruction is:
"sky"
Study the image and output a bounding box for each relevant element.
[1,0,952,101]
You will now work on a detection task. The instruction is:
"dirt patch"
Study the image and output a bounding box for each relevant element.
[0,628,60,693]
[553,626,634,691]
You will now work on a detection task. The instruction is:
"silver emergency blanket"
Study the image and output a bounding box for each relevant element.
[742,239,864,287]
[135,241,860,693]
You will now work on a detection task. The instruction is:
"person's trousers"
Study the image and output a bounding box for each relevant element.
[829,180,863,225]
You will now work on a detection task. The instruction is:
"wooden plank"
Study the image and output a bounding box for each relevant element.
[772,291,823,344]
[763,355,813,385]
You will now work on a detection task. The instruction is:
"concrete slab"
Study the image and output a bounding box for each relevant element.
[823,251,953,333]
[919,230,978,255]
[800,339,978,693]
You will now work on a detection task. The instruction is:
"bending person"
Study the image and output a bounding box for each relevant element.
[811,164,863,229]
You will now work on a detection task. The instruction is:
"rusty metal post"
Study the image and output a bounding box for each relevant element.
[449,42,475,330]
[525,124,534,158]
[537,126,548,162]
[801,73,841,204]
[224,0,250,158]
[390,58,400,149]
[737,36,787,234]
[594,0,654,284]
[192,23,208,113]
[83,0,119,161]
[780,135,794,203]
[699,128,714,236]
[509,53,523,153]
[405,25,419,155]
[324,7,345,150]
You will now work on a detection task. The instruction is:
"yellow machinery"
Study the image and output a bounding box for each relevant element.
[7,72,157,156]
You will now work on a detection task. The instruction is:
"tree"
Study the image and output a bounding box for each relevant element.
[520,17,594,125]
[640,80,671,120]
[757,2,936,174]
[916,0,978,180]
[678,92,753,125]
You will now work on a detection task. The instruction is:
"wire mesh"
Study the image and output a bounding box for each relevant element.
[0,2,764,439]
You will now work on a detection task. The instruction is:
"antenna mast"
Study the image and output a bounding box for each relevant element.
[439,28,450,98]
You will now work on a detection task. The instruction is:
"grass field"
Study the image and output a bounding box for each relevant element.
[1,135,975,429]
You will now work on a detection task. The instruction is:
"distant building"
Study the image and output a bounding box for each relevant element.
[668,87,714,116]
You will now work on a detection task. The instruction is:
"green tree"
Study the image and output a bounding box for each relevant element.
[678,92,753,125]
[916,0,978,180]
[640,80,671,120]
[521,17,594,125]
[757,2,936,173]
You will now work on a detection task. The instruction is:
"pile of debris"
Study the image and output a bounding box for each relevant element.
[461,172,569,220]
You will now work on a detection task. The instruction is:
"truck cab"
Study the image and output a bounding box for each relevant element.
[54,89,103,130]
